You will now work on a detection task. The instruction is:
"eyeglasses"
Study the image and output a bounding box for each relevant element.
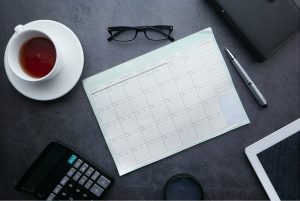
[107,25,175,42]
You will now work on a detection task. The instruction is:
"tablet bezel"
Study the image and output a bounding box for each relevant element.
[245,118,300,201]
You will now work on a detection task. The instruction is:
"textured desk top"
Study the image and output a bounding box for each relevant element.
[0,0,299,199]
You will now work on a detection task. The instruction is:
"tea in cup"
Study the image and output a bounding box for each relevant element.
[7,25,63,82]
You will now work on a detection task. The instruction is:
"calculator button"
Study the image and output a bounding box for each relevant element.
[46,193,56,201]
[73,172,82,181]
[91,171,100,180]
[79,163,89,173]
[67,167,76,177]
[90,184,104,197]
[73,159,83,169]
[97,175,111,188]
[79,175,88,185]
[60,176,69,186]
[67,154,77,165]
[53,184,62,194]
[85,167,94,177]
[61,191,67,197]
[84,180,93,189]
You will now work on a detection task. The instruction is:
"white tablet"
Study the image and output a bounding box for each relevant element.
[245,118,300,201]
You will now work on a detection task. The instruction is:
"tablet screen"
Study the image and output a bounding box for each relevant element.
[257,132,300,200]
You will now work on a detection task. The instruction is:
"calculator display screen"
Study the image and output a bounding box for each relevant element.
[21,146,65,193]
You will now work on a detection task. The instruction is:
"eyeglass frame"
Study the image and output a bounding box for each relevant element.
[107,25,175,42]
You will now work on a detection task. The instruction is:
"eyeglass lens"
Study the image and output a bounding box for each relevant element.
[145,27,170,41]
[111,29,137,41]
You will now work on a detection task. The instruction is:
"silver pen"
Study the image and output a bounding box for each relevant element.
[225,48,267,107]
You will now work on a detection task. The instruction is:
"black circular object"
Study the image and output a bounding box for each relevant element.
[164,174,204,200]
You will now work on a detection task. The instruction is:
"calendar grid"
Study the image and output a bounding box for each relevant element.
[185,46,224,132]
[120,84,153,161]
[151,64,185,146]
[177,54,214,134]
[136,76,169,154]
[199,44,230,130]
[165,59,207,139]
[85,32,250,175]
[105,90,138,167]
[95,46,230,168]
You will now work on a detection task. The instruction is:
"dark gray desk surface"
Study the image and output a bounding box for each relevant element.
[0,0,299,200]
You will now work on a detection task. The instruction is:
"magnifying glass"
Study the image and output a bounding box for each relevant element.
[164,174,204,200]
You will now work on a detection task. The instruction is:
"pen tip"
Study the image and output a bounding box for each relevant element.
[224,48,235,59]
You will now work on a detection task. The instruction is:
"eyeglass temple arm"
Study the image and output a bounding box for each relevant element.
[167,35,175,42]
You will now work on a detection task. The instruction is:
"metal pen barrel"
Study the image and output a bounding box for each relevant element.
[225,48,267,107]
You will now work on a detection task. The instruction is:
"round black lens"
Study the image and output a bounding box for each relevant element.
[164,174,204,200]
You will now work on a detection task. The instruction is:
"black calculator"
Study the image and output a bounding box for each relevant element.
[16,142,113,200]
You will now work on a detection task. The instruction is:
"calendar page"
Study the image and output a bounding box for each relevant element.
[83,28,250,176]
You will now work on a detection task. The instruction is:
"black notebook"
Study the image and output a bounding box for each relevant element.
[208,0,299,61]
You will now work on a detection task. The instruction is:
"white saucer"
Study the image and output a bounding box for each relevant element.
[4,20,84,101]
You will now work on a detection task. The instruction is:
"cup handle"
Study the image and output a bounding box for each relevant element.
[14,25,24,33]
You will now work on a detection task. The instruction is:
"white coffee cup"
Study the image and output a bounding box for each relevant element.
[6,24,63,82]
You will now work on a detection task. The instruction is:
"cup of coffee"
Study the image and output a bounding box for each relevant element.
[7,24,63,82]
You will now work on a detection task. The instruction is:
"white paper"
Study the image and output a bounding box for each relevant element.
[83,28,250,175]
